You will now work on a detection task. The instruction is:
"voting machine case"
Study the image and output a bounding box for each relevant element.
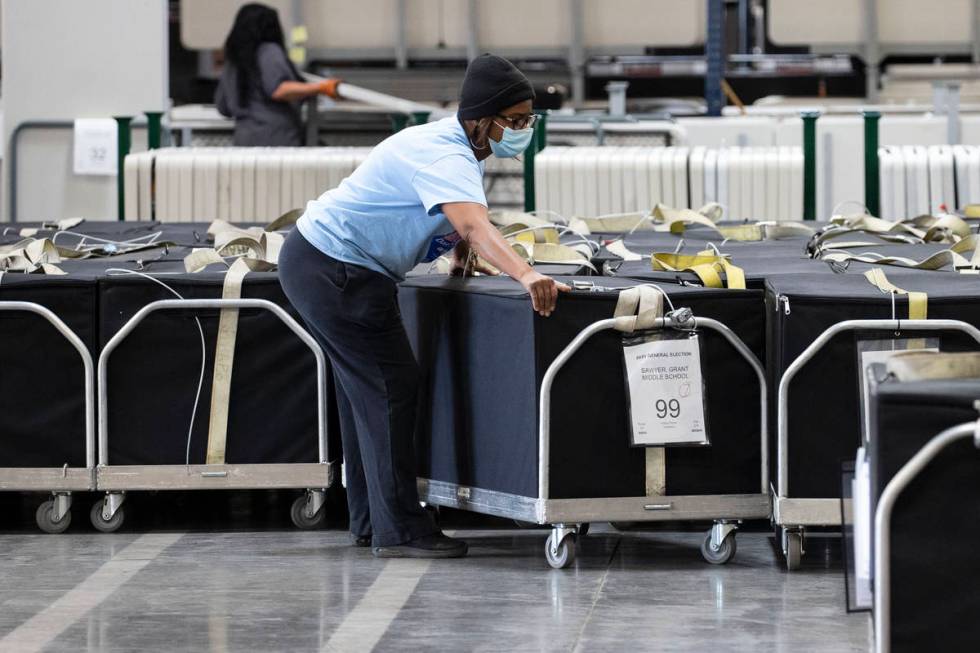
[765,272,980,569]
[0,268,98,532]
[869,378,980,653]
[92,262,338,531]
[399,275,769,568]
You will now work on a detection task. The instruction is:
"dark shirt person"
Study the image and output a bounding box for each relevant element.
[215,3,333,146]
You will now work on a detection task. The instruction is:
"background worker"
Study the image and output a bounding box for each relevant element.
[215,3,335,146]
[279,54,568,559]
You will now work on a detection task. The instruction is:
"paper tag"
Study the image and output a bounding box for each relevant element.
[73,119,117,176]
[852,447,873,608]
[624,334,708,446]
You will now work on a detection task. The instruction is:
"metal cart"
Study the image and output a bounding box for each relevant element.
[0,301,95,533]
[92,298,334,532]
[418,310,770,569]
[775,318,980,570]
[873,420,979,653]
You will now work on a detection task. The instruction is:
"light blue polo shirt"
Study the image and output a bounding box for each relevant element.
[296,116,487,280]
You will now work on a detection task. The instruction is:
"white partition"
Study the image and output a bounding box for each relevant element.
[534,145,803,220]
[123,147,372,221]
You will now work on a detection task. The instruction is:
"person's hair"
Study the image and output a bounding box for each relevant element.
[223,3,299,106]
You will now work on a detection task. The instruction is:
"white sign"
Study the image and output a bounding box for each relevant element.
[624,335,708,446]
[852,447,873,609]
[73,119,117,176]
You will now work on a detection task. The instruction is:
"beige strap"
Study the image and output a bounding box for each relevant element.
[886,351,980,381]
[645,448,666,496]
[205,258,251,464]
[577,212,653,233]
[614,285,665,332]
[489,210,552,229]
[265,208,303,231]
[863,268,928,320]
[512,241,597,273]
[184,248,227,273]
[606,239,644,261]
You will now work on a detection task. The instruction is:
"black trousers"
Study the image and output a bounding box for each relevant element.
[279,230,437,546]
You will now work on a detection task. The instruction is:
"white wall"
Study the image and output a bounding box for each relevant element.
[2,0,168,222]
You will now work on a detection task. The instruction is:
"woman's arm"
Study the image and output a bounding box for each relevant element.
[270,80,332,102]
[443,202,569,317]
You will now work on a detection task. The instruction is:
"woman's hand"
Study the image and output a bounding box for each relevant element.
[448,241,498,277]
[518,270,570,317]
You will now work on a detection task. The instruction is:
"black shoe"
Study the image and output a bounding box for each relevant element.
[350,533,372,548]
[372,532,468,559]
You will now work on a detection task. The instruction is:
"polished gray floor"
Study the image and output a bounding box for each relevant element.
[0,523,869,652]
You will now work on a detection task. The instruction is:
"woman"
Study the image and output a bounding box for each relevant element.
[279,54,569,559]
[215,3,332,146]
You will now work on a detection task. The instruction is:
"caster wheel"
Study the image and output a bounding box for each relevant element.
[609,521,636,532]
[784,531,803,571]
[36,500,71,534]
[290,495,325,530]
[578,523,590,537]
[545,533,576,569]
[90,501,125,533]
[701,533,737,565]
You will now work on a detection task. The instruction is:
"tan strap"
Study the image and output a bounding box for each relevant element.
[605,239,643,261]
[614,285,665,332]
[645,448,666,496]
[886,351,980,381]
[863,268,928,320]
[265,208,303,231]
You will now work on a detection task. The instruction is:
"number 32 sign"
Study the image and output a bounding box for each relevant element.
[623,334,709,447]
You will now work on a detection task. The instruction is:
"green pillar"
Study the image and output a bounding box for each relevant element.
[114,116,133,221]
[523,114,545,213]
[863,110,881,217]
[145,111,163,149]
[801,111,819,221]
[411,111,430,125]
[536,112,548,151]
[390,114,410,133]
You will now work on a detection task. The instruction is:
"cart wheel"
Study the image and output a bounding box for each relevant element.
[609,522,636,532]
[578,523,590,537]
[35,500,71,534]
[545,532,576,569]
[290,495,325,530]
[784,531,803,571]
[700,532,737,565]
[90,501,125,533]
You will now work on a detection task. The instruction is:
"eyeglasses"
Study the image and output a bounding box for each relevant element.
[495,113,537,130]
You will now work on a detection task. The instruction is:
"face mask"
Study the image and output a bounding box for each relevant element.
[489,122,534,158]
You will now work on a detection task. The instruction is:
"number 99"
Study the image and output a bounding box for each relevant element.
[656,399,681,419]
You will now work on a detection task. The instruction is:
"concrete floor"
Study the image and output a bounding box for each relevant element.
[0,508,869,653]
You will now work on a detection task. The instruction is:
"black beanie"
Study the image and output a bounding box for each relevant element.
[457,54,535,120]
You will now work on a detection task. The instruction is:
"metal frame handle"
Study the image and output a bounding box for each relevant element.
[97,298,328,467]
[0,301,95,470]
[873,421,978,653]
[776,319,980,498]
[538,314,768,501]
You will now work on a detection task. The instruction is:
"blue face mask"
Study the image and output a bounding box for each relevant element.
[489,122,534,158]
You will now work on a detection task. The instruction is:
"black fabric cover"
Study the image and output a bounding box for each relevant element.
[766,272,980,498]
[0,269,98,467]
[400,275,764,500]
[98,260,325,466]
[869,377,980,652]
